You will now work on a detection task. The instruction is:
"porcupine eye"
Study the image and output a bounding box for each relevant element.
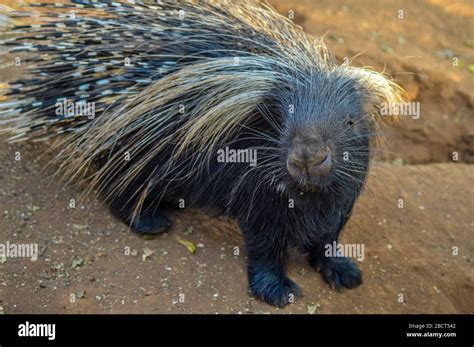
[346,118,354,127]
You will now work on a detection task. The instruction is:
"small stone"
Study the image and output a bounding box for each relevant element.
[381,45,394,54]
[20,212,30,221]
[184,226,193,235]
[142,248,154,262]
[27,205,41,213]
[71,258,85,268]
[77,290,86,299]
[307,303,320,314]
[72,224,87,230]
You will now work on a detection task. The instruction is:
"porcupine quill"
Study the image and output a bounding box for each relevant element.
[0,0,405,307]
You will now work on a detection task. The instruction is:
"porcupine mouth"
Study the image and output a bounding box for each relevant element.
[299,174,334,193]
[285,167,335,194]
[285,146,336,193]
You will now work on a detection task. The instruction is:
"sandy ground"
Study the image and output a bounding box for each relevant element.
[0,0,473,314]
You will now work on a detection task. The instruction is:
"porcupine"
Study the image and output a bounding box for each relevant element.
[0,0,404,307]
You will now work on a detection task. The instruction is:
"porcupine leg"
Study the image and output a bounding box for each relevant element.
[110,199,170,235]
[309,245,362,290]
[129,212,170,235]
[242,222,301,307]
[307,212,362,290]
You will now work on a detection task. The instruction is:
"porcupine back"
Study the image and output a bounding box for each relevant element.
[0,0,402,218]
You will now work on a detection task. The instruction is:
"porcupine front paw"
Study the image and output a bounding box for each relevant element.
[249,269,301,307]
[310,255,362,290]
[129,212,170,235]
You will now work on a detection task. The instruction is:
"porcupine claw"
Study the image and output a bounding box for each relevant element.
[129,213,171,235]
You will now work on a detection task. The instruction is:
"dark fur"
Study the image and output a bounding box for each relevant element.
[2,0,375,307]
[109,71,371,307]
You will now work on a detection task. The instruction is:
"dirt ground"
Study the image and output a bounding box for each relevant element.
[0,0,473,314]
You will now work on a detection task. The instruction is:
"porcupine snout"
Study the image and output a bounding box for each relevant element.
[286,135,333,182]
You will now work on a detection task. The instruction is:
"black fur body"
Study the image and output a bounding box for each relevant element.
[0,0,403,307]
[108,73,370,307]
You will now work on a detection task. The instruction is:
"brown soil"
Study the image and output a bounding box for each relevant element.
[0,0,473,314]
[272,0,474,164]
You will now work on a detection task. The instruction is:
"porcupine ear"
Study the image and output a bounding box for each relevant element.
[343,66,407,125]
[342,66,407,153]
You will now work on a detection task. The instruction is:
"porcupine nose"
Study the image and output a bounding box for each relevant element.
[286,139,332,180]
